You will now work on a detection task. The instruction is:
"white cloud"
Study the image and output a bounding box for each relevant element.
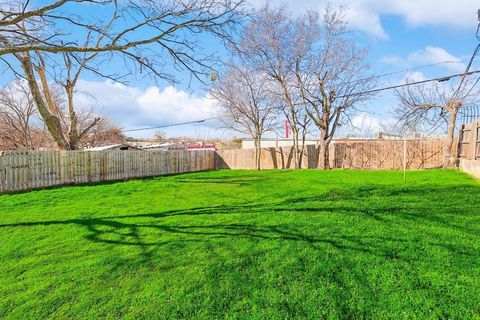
[75,80,219,137]
[408,46,466,72]
[402,71,427,83]
[248,0,479,39]
[348,112,385,137]
[381,46,466,73]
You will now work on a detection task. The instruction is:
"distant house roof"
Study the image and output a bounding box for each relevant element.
[84,144,139,151]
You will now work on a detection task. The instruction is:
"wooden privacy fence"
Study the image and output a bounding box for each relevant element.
[458,120,480,179]
[333,139,445,169]
[0,150,215,193]
[458,120,480,160]
[215,138,446,170]
[0,138,451,193]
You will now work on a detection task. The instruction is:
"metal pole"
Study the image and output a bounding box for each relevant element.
[403,136,407,183]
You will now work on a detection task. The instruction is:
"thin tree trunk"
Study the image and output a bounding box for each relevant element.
[287,121,300,169]
[66,82,80,150]
[254,136,261,170]
[317,141,329,170]
[443,107,458,168]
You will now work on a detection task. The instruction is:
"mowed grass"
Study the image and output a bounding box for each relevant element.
[0,169,479,319]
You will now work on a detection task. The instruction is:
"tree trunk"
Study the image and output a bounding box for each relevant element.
[443,107,458,168]
[288,123,299,169]
[17,52,69,150]
[254,136,261,170]
[317,140,330,170]
[316,126,331,170]
[66,82,80,150]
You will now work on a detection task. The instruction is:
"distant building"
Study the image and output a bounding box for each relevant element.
[242,134,431,149]
[140,142,186,151]
[241,139,322,149]
[84,144,139,151]
[130,141,217,152]
[186,144,216,151]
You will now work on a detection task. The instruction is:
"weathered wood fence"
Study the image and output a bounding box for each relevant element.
[0,137,462,193]
[333,139,445,170]
[215,138,447,170]
[0,150,215,193]
[458,120,480,160]
[458,120,480,178]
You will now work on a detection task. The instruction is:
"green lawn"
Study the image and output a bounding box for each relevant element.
[0,169,479,319]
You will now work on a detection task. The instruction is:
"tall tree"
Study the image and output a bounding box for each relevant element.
[292,8,374,169]
[239,6,310,169]
[1,0,247,149]
[211,65,277,170]
[238,5,373,169]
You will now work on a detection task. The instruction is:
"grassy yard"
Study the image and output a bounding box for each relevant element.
[0,169,479,319]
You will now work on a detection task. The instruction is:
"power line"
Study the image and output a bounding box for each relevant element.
[121,117,217,133]
[121,71,480,133]
[452,20,480,99]
[120,64,480,134]
[354,59,473,84]
[336,70,480,99]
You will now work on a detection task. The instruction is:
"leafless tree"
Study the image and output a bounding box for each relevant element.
[1,0,247,149]
[12,49,106,149]
[239,5,312,169]
[0,77,124,150]
[292,8,374,169]
[79,120,126,148]
[0,80,39,149]
[0,1,246,71]
[395,76,480,167]
[211,65,278,170]
[237,5,373,169]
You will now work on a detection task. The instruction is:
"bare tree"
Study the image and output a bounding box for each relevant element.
[211,65,277,170]
[396,76,480,167]
[0,0,246,72]
[239,5,312,169]
[237,5,373,169]
[1,0,247,149]
[0,79,124,150]
[292,8,374,169]
[79,120,126,148]
[13,50,105,149]
[0,80,38,149]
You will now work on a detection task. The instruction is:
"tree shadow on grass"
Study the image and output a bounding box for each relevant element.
[0,186,479,261]
[1,184,478,265]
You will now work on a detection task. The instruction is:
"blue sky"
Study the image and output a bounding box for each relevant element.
[69,0,480,139]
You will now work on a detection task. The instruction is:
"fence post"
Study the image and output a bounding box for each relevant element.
[458,124,465,159]
[474,120,479,160]
[468,121,477,160]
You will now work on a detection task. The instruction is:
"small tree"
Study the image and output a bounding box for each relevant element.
[0,80,38,149]
[211,66,277,170]
[396,77,480,167]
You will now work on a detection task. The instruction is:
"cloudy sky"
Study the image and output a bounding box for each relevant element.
[74,0,480,139]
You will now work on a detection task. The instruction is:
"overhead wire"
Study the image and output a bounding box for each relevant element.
[120,42,480,133]
[121,117,218,133]
[336,70,480,99]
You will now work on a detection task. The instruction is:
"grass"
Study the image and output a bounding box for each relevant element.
[0,169,479,319]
